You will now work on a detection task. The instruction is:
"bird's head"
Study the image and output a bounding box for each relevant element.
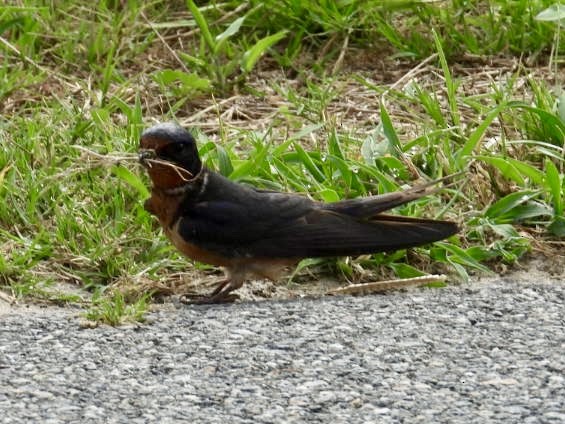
[139,123,202,190]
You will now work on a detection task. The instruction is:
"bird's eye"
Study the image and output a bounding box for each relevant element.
[158,142,188,160]
[178,142,191,151]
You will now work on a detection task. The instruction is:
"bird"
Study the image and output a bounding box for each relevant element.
[139,122,459,304]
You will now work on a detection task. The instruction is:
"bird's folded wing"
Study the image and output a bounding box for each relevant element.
[177,199,458,259]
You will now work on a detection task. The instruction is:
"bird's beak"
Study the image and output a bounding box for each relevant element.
[138,149,156,166]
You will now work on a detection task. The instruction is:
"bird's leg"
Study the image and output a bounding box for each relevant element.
[181,278,239,305]
[209,278,231,297]
[182,268,246,305]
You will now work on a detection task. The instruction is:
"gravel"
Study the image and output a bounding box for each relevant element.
[1,278,564,423]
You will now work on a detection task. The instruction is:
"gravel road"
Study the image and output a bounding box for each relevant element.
[1,277,564,423]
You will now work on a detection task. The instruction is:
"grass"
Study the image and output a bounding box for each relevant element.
[83,289,150,326]
[1,0,564,324]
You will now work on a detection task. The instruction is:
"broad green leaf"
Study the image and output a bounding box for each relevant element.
[287,258,328,283]
[287,124,324,141]
[330,156,366,195]
[436,242,492,274]
[214,16,245,54]
[110,96,141,141]
[464,246,498,262]
[449,261,469,281]
[508,139,564,153]
[336,260,353,278]
[506,158,545,185]
[497,203,553,221]
[361,128,389,164]
[404,127,458,151]
[388,262,425,278]
[485,190,539,220]
[476,155,524,185]
[90,107,110,127]
[430,246,448,262]
[230,144,269,181]
[319,188,340,202]
[242,30,287,73]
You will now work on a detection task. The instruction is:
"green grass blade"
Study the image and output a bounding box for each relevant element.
[379,102,403,157]
[186,0,216,52]
[432,29,459,130]
[292,142,326,183]
[111,165,149,198]
[229,143,270,181]
[327,129,344,160]
[215,144,234,177]
[515,104,565,142]
[456,101,509,165]
[242,30,288,74]
[271,157,310,192]
[544,159,563,216]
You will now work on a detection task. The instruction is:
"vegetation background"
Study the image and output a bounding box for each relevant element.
[1,1,563,323]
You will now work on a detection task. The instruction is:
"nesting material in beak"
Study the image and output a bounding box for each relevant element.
[138,149,156,167]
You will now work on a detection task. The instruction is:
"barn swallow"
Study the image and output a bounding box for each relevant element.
[139,122,459,304]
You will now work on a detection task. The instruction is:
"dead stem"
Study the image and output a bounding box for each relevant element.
[328,274,447,296]
[143,158,199,182]
[71,145,138,166]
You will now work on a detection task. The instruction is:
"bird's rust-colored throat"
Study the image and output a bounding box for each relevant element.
[139,136,194,190]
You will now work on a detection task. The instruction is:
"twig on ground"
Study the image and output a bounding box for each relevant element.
[327,274,447,296]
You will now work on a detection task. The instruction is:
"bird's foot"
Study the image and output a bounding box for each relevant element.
[180,278,240,305]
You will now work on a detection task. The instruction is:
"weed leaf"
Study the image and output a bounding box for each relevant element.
[242,30,288,73]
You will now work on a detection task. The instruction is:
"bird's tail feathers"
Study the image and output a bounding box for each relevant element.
[325,172,463,218]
